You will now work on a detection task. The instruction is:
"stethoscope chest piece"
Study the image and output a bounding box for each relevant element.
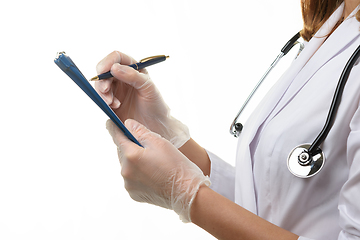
[287,144,325,178]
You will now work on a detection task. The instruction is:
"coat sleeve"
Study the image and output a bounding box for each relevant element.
[206,150,236,202]
[336,99,360,240]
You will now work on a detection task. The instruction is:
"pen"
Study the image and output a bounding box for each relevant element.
[90,55,169,81]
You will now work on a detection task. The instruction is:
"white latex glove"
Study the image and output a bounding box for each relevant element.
[106,119,211,223]
[95,51,190,148]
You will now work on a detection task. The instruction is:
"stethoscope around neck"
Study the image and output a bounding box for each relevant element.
[230,31,360,178]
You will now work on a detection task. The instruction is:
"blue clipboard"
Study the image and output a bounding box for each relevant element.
[54,52,143,147]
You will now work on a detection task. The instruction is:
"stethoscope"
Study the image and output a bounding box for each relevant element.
[230,31,360,178]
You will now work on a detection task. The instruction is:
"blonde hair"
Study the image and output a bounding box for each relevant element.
[300,0,360,41]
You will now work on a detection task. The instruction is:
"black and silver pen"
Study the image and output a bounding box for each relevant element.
[90,55,169,81]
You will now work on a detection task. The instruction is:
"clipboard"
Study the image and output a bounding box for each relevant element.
[54,52,142,147]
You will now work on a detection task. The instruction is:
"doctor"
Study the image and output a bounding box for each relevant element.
[96,0,360,239]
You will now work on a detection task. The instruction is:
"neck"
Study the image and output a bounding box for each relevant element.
[344,0,360,19]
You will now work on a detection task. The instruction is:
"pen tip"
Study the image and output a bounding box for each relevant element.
[89,76,99,81]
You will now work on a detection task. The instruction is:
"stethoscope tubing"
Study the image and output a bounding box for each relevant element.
[308,44,360,155]
[229,52,284,136]
[230,32,302,137]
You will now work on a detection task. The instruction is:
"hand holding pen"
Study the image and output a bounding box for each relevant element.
[91,54,169,81]
[94,52,168,109]
[94,51,190,148]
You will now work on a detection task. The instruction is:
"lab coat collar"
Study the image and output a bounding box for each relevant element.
[274,3,360,114]
[246,2,360,140]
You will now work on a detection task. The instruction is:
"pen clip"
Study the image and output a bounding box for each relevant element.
[139,55,169,63]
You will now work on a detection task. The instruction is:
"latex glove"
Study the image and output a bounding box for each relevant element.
[106,119,211,223]
[95,51,190,148]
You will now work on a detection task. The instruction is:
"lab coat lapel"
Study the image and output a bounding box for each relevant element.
[234,55,308,214]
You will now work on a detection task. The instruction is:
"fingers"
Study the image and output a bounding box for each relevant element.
[95,51,152,108]
[96,51,137,75]
[95,79,120,108]
[95,51,137,106]
[111,63,151,90]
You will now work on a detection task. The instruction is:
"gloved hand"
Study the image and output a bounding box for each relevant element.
[106,118,211,223]
[95,51,190,148]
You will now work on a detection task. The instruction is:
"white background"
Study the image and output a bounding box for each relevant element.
[0,1,302,239]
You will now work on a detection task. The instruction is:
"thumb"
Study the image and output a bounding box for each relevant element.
[106,119,133,148]
[124,119,161,147]
[106,119,158,149]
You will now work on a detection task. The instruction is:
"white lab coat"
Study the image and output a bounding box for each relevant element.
[208,4,360,240]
